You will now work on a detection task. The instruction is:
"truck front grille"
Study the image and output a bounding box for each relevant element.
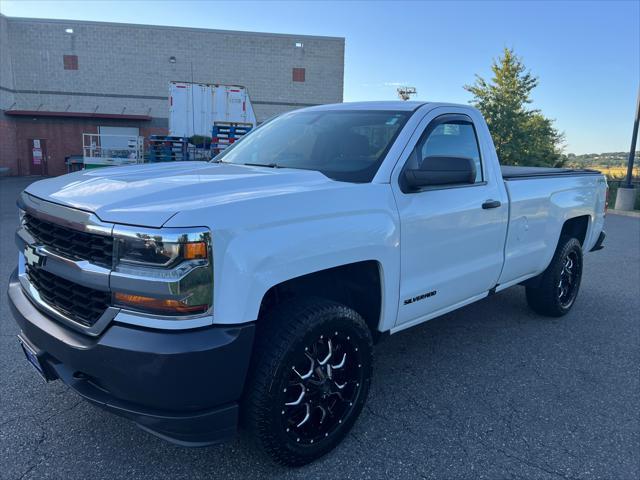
[26,266,110,327]
[24,214,114,268]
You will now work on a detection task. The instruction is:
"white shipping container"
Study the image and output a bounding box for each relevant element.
[168,82,211,138]
[169,82,257,138]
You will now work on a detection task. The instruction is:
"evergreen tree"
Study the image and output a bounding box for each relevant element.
[465,48,565,167]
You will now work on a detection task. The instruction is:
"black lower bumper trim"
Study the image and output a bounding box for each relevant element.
[8,270,255,446]
[55,359,239,446]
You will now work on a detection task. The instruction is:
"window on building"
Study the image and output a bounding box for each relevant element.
[292,67,306,82]
[63,55,78,70]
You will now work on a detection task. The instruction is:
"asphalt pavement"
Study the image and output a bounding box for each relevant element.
[1,176,638,480]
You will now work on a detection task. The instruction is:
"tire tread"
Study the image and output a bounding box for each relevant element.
[525,236,583,317]
[242,297,372,466]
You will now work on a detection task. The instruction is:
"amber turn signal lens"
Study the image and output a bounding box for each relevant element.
[184,242,208,260]
[114,292,208,314]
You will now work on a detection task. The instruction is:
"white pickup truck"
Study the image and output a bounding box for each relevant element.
[9,102,607,466]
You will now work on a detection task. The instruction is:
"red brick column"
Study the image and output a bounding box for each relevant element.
[0,117,18,174]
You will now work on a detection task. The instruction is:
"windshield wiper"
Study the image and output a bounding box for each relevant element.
[243,162,281,168]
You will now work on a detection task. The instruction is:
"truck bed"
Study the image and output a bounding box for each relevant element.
[501,165,601,180]
[498,166,606,289]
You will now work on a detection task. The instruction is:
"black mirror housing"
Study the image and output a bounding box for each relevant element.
[404,156,476,190]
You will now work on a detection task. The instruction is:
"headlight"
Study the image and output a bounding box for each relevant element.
[116,232,208,268]
[112,226,213,317]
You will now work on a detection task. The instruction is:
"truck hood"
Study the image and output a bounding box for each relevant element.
[25,162,340,227]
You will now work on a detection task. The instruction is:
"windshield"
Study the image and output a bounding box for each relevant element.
[215,110,412,183]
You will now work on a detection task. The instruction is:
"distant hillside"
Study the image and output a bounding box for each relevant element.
[564,152,639,167]
[563,151,640,180]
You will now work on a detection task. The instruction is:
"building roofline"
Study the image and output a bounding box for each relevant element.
[4,110,152,121]
[2,15,345,42]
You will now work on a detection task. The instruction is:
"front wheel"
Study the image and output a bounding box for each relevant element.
[526,236,584,317]
[242,298,373,466]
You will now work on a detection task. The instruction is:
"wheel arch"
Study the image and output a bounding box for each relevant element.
[523,215,589,289]
[257,260,385,337]
[560,214,590,246]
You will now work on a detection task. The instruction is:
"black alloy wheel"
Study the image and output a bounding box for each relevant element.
[243,298,373,466]
[280,329,365,445]
[526,236,583,317]
[557,249,580,309]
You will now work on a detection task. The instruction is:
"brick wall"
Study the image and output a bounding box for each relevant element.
[11,117,167,176]
[0,14,15,106]
[1,15,18,173]
[0,115,18,174]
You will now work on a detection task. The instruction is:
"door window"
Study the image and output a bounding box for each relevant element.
[409,116,483,183]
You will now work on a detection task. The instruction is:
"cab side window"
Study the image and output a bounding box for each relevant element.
[415,118,483,183]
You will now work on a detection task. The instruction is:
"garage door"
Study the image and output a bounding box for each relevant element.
[98,126,140,149]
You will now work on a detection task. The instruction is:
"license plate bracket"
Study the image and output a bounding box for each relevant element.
[18,335,52,382]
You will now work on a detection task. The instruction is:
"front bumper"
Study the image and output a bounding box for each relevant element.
[8,270,255,446]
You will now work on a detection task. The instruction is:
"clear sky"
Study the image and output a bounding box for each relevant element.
[1,0,638,154]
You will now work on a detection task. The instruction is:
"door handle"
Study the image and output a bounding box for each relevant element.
[482,199,501,209]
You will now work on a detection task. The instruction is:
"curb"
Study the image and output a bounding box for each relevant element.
[608,209,640,218]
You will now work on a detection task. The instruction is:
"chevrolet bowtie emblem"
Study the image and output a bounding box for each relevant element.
[24,246,44,267]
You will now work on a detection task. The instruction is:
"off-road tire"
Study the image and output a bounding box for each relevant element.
[526,236,583,317]
[242,297,373,466]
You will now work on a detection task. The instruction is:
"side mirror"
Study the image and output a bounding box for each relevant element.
[404,155,476,189]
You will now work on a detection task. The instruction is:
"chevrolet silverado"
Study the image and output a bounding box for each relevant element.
[8,101,607,465]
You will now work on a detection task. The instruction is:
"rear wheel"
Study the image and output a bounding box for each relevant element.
[526,236,583,317]
[242,298,373,466]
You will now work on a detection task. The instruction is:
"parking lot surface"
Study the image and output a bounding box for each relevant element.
[1,176,638,480]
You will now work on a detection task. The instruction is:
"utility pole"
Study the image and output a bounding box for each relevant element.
[615,85,640,210]
[624,85,640,188]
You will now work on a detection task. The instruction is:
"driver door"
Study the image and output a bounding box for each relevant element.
[392,108,508,329]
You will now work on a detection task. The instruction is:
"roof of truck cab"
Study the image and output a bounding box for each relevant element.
[302,101,474,112]
[303,101,427,112]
